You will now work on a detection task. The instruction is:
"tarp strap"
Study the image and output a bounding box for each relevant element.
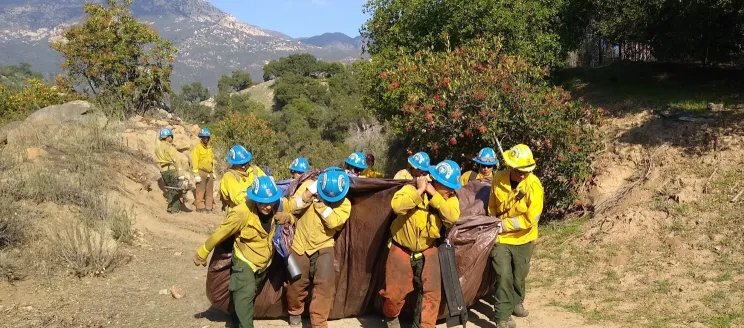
[439,230,468,327]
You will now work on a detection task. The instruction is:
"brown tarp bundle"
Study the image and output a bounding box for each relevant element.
[206,177,498,319]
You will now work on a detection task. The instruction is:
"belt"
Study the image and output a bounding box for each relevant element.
[388,239,424,259]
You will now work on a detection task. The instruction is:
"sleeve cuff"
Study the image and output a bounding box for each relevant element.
[198,245,210,259]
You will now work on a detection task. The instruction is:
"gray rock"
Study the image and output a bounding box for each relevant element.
[25,100,94,124]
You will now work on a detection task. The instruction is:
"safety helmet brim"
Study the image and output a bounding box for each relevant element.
[429,167,462,190]
[473,157,499,166]
[408,157,429,171]
[247,193,281,204]
[344,158,368,170]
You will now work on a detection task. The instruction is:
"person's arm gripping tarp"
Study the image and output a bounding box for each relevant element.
[391,185,423,215]
[283,180,313,215]
[313,199,351,230]
[428,192,460,229]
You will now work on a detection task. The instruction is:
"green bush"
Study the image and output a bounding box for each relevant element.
[362,39,604,216]
[218,70,254,93]
[0,78,80,124]
[212,112,281,169]
[272,73,331,109]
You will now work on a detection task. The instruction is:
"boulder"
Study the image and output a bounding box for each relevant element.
[190,125,201,136]
[25,100,94,125]
[122,130,158,157]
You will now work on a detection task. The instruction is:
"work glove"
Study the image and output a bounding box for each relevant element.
[193,248,207,267]
[274,212,292,225]
[194,176,202,183]
[306,180,318,195]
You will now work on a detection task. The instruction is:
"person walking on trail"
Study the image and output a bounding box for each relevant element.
[361,153,384,178]
[461,147,499,185]
[393,152,431,180]
[192,128,215,213]
[487,144,544,328]
[285,167,352,328]
[381,160,462,328]
[289,157,311,180]
[220,145,266,211]
[194,176,293,328]
[343,151,367,177]
[155,128,187,213]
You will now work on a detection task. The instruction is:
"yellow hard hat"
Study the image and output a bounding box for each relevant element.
[502,144,536,172]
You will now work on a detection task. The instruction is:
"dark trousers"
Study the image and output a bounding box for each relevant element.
[490,242,534,322]
[229,257,268,328]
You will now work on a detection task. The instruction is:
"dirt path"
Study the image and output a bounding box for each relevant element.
[0,194,614,328]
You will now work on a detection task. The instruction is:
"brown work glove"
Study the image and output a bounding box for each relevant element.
[274,212,292,225]
[193,247,208,267]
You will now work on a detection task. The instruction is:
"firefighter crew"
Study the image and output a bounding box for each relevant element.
[191,128,215,213]
[361,153,384,178]
[289,157,311,180]
[193,176,293,328]
[488,144,544,328]
[155,128,187,213]
[461,147,499,185]
[393,152,430,180]
[381,160,462,328]
[220,145,266,211]
[285,167,352,328]
[343,151,367,177]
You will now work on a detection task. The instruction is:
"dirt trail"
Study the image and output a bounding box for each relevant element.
[1,186,611,328]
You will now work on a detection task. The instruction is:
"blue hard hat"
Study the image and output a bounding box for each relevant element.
[247,176,282,204]
[226,145,252,165]
[317,166,350,203]
[473,147,499,166]
[429,160,463,190]
[198,128,211,138]
[344,151,368,170]
[159,128,173,139]
[289,157,310,173]
[408,152,431,171]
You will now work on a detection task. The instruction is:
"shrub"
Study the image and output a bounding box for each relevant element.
[212,112,281,169]
[362,38,604,216]
[272,73,331,109]
[0,78,79,124]
[0,196,28,249]
[51,220,122,277]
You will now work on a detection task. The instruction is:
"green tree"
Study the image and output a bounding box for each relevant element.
[213,92,267,121]
[180,82,210,103]
[0,63,44,92]
[263,54,322,80]
[217,70,254,93]
[362,0,566,67]
[362,38,603,216]
[212,112,281,168]
[272,73,331,109]
[51,0,176,117]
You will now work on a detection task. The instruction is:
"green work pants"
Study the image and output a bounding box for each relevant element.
[228,257,269,328]
[490,242,534,322]
[161,170,181,213]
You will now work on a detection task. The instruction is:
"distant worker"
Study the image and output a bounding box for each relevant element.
[343,151,367,178]
[220,145,266,211]
[461,147,499,185]
[393,151,430,180]
[289,157,311,180]
[381,160,462,328]
[285,167,352,328]
[488,144,544,328]
[192,128,215,213]
[361,153,384,178]
[155,128,187,213]
[194,176,293,328]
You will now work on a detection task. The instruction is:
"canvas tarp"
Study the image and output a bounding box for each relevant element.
[206,176,498,319]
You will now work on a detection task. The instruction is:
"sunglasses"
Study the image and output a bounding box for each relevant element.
[479,164,495,169]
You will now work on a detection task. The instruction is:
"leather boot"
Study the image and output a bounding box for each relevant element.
[385,317,401,328]
[289,315,302,326]
[513,303,529,317]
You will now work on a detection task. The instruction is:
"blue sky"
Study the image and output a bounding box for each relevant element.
[207,0,370,38]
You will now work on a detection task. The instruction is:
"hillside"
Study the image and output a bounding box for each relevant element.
[299,32,363,50]
[0,0,361,90]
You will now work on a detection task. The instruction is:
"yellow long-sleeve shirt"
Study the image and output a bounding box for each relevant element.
[286,180,352,255]
[361,168,384,178]
[155,140,185,172]
[390,185,460,252]
[198,201,293,272]
[460,170,493,185]
[191,142,214,173]
[394,169,413,180]
[488,170,544,245]
[219,166,266,209]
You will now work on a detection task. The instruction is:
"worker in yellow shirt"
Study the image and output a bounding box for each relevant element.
[381,160,461,328]
[461,147,499,185]
[155,128,187,213]
[192,128,215,213]
[285,167,351,328]
[194,176,293,328]
[220,145,266,211]
[487,144,544,328]
[343,151,367,177]
[361,153,384,178]
[393,151,430,180]
[289,157,310,179]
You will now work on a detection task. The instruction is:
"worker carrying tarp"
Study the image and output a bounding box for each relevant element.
[155,128,188,213]
[194,176,294,328]
[220,145,266,211]
[380,160,462,328]
[285,167,352,328]
[205,174,501,321]
[487,144,544,328]
[343,151,367,178]
[393,152,430,180]
[461,147,499,185]
[192,128,215,213]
